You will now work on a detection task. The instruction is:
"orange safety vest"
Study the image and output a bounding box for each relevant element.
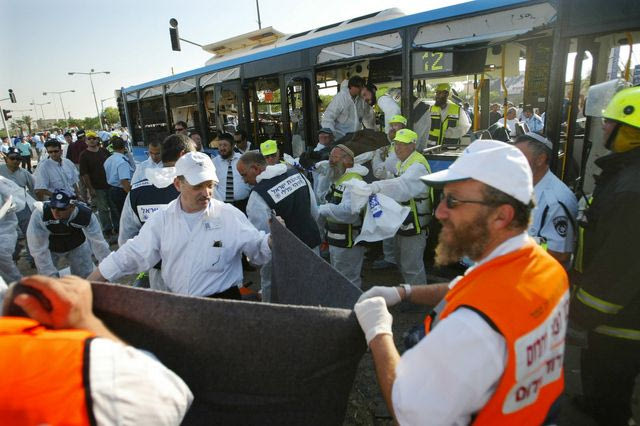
[424,243,569,425]
[0,317,95,426]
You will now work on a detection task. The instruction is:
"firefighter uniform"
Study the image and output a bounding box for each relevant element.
[319,164,369,287]
[571,86,640,425]
[370,129,431,284]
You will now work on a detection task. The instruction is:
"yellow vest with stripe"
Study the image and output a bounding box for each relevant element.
[396,151,432,236]
[325,172,363,248]
[428,101,461,145]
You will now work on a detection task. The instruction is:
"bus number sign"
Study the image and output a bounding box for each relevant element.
[412,51,453,77]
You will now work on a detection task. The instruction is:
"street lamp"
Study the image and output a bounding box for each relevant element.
[43,90,75,122]
[100,96,116,128]
[29,101,52,120]
[68,69,110,129]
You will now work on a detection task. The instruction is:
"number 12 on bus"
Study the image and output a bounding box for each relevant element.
[412,51,453,78]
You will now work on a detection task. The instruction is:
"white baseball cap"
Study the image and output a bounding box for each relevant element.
[175,152,219,185]
[420,139,534,204]
[516,132,553,150]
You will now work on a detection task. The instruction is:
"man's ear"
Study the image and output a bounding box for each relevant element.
[490,203,516,232]
[173,177,182,192]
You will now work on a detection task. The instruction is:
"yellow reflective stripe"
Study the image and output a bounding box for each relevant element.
[574,226,585,273]
[576,288,624,314]
[595,325,640,341]
[541,241,548,251]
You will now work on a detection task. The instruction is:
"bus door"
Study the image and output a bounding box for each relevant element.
[283,72,315,157]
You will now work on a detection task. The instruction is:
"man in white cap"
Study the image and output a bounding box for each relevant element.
[514,133,577,267]
[369,128,432,285]
[354,140,569,425]
[87,152,272,299]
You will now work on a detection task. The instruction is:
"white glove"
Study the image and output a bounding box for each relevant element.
[354,297,393,345]
[369,181,381,194]
[357,286,401,306]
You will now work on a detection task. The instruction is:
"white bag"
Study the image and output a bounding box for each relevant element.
[342,180,372,214]
[354,193,410,244]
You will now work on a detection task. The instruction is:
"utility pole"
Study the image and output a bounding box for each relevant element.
[68,69,110,129]
[256,0,262,29]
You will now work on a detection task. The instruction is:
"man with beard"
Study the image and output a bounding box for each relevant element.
[212,133,250,212]
[368,129,432,284]
[354,140,569,425]
[317,145,369,287]
[88,152,272,299]
[237,151,320,302]
[427,83,470,146]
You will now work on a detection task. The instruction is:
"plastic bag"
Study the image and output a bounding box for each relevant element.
[354,193,410,244]
[341,180,372,214]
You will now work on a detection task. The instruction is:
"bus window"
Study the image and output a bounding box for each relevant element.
[219,89,239,133]
[139,95,169,146]
[166,91,198,134]
[203,86,218,138]
[286,78,311,157]
[247,77,283,145]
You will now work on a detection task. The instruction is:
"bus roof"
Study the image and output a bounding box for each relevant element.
[122,0,534,95]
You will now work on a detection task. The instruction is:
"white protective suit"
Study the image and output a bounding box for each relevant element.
[321,80,375,141]
[245,163,319,302]
[317,164,369,288]
[0,176,25,282]
[371,145,399,266]
[370,153,431,284]
[27,203,112,278]
[376,93,401,133]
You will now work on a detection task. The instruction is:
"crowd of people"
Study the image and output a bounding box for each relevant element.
[0,81,638,425]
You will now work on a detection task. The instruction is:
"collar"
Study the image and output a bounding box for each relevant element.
[533,169,553,191]
[344,163,369,177]
[466,232,530,273]
[256,163,288,183]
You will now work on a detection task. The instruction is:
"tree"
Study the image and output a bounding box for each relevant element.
[67,117,83,128]
[10,121,23,135]
[21,116,33,134]
[103,107,120,127]
[82,116,101,130]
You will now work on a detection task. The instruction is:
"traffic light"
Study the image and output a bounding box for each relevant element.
[169,18,181,51]
[2,109,11,120]
[8,89,16,103]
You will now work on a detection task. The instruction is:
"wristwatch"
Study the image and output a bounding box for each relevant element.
[400,283,412,301]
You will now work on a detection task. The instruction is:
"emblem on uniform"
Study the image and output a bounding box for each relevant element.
[553,216,568,237]
[56,194,63,200]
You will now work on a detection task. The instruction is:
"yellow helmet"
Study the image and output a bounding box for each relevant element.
[393,128,418,144]
[260,140,278,156]
[435,83,451,92]
[389,115,407,125]
[602,86,640,153]
[603,86,640,129]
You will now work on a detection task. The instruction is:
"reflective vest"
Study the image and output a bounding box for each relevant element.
[428,101,461,145]
[42,202,92,253]
[424,243,569,424]
[395,151,432,236]
[325,172,363,248]
[0,317,95,425]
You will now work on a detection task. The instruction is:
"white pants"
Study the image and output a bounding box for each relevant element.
[0,228,21,283]
[382,237,396,264]
[395,230,427,285]
[49,242,96,278]
[329,245,365,288]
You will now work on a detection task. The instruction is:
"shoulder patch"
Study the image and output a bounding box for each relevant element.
[552,216,568,237]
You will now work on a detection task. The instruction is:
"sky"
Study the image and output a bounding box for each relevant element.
[1,0,465,121]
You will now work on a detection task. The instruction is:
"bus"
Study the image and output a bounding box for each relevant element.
[116,0,640,194]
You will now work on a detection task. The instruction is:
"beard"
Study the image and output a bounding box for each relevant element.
[434,210,491,266]
[327,162,347,183]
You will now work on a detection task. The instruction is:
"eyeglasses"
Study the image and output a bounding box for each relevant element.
[440,193,494,209]
[47,150,61,154]
[174,127,185,132]
[51,207,69,212]
[7,156,20,161]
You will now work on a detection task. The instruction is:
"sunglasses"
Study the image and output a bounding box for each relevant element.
[174,127,185,132]
[51,206,70,212]
[7,156,20,161]
[47,150,61,154]
[440,193,494,209]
